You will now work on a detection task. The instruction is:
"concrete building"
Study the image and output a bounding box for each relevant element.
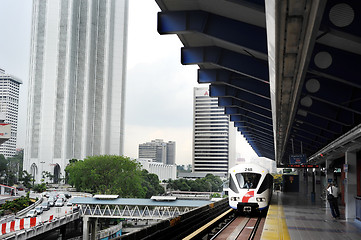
[24,0,129,183]
[192,87,236,176]
[138,139,175,165]
[137,158,176,181]
[0,69,22,158]
[166,141,176,165]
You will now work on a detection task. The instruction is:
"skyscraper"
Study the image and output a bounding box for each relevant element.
[193,87,236,176]
[24,0,129,183]
[166,141,176,165]
[138,139,176,165]
[0,69,22,158]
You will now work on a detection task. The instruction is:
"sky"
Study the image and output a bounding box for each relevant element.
[0,0,258,165]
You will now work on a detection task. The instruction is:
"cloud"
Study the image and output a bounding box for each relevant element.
[125,59,199,128]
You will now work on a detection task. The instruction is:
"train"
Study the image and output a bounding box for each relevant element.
[228,163,273,214]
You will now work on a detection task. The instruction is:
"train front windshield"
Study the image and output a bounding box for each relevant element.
[235,173,261,189]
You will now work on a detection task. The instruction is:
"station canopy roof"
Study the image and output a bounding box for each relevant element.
[155,0,361,165]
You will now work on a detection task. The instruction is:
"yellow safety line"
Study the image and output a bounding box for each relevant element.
[260,195,290,240]
[183,208,233,240]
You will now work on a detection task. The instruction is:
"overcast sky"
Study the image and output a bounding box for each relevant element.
[0,0,257,165]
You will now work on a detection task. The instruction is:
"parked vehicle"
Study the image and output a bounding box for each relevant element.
[35,206,43,214]
[58,194,67,202]
[41,201,50,210]
[48,197,55,207]
[55,199,64,207]
[64,193,72,199]
[26,209,37,218]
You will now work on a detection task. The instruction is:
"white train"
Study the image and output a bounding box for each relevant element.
[228,163,273,214]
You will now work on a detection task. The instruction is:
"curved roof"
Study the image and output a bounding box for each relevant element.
[156,0,361,164]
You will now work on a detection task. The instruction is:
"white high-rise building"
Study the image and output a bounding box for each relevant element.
[24,0,129,183]
[193,87,236,176]
[0,69,22,158]
[138,139,176,165]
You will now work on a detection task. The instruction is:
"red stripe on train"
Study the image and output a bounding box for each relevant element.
[242,191,254,202]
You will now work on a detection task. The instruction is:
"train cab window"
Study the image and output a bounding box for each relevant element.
[257,174,274,194]
[229,175,239,193]
[235,173,261,189]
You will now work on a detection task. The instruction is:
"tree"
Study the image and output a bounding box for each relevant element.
[163,174,223,192]
[19,170,33,189]
[140,170,165,198]
[0,154,7,182]
[42,171,55,182]
[65,155,146,198]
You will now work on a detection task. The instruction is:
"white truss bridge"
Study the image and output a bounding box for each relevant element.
[73,197,212,220]
[80,204,192,219]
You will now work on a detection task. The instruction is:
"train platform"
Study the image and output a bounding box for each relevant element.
[261,191,361,240]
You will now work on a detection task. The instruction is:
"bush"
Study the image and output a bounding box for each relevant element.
[1,196,32,213]
[33,183,47,193]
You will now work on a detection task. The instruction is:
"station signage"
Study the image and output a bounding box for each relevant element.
[279,164,319,168]
[283,169,292,173]
[289,154,307,164]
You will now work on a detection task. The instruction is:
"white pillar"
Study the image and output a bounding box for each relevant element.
[325,159,332,185]
[324,159,333,208]
[315,167,321,198]
[345,151,357,220]
[83,216,89,240]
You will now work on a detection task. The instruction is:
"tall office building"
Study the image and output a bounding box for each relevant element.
[138,139,176,165]
[166,141,176,165]
[24,0,129,183]
[193,87,236,176]
[0,69,22,158]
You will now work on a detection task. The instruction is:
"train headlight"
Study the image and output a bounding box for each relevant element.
[231,197,240,201]
[256,197,266,202]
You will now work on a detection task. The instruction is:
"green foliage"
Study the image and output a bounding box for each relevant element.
[1,195,32,213]
[0,154,7,178]
[33,183,47,193]
[164,174,223,192]
[19,170,33,189]
[141,170,165,198]
[210,192,221,198]
[0,151,23,186]
[65,155,148,198]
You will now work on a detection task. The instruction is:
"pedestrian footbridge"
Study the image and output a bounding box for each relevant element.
[73,196,212,220]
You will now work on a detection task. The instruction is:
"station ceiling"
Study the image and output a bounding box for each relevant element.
[155,0,361,165]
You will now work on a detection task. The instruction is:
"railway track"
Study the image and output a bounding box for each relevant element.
[211,215,264,240]
[183,209,265,240]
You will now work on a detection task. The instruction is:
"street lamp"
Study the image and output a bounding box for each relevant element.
[40,161,45,181]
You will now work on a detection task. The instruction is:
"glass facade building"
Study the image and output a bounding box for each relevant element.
[24,0,129,183]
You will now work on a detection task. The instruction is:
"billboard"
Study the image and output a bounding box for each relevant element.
[0,124,11,145]
[289,154,307,164]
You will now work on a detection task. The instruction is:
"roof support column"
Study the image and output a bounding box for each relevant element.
[325,159,332,208]
[345,151,357,220]
[83,216,90,240]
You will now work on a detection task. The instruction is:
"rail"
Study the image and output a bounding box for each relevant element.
[117,198,229,240]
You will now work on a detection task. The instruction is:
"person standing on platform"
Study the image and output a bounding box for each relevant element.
[326,183,340,219]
